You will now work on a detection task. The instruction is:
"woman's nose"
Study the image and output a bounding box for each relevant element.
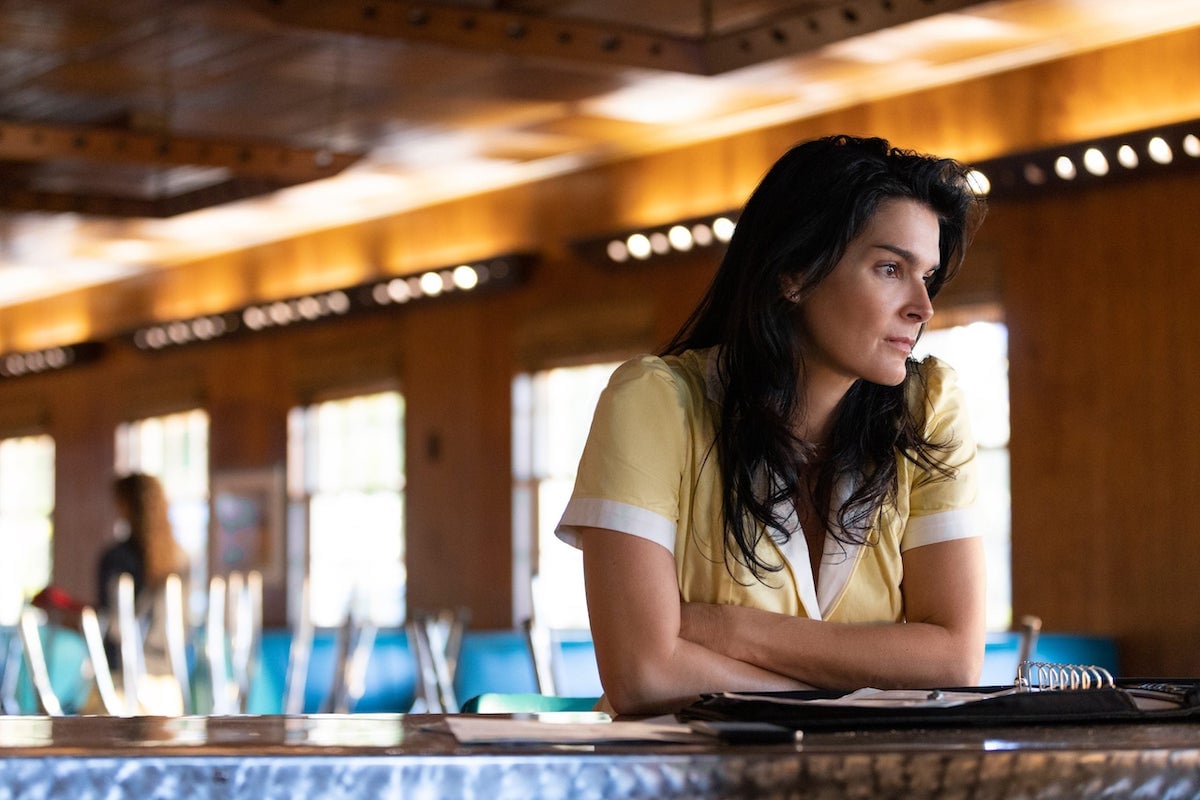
[906,282,934,322]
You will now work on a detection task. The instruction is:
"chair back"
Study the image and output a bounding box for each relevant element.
[284,578,379,714]
[80,606,124,715]
[18,607,63,715]
[407,609,467,713]
[204,571,263,714]
[1,625,22,714]
[115,573,144,715]
[164,574,192,714]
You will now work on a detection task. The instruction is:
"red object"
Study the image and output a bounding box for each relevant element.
[31,585,87,614]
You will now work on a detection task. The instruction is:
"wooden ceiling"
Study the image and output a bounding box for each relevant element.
[0,0,1197,310]
[0,0,992,217]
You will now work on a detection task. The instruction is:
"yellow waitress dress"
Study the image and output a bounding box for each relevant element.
[555,347,979,626]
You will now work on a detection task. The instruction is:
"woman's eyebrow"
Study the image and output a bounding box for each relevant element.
[874,243,939,270]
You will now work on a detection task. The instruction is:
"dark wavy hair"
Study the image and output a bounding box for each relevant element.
[662,135,986,580]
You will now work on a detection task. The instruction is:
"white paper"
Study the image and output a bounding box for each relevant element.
[716,687,1015,709]
[444,715,707,744]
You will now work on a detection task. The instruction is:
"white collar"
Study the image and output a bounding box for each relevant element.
[701,347,863,618]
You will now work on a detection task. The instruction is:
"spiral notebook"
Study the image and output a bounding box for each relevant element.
[678,662,1200,731]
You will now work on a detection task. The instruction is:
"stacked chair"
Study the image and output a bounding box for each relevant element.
[405,608,467,713]
[7,570,266,717]
[282,577,378,715]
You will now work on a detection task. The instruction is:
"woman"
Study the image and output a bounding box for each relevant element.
[97,472,189,696]
[556,135,988,714]
[98,473,188,616]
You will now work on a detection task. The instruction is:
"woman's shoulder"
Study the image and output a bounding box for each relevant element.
[608,349,712,401]
[908,355,969,422]
[912,354,959,387]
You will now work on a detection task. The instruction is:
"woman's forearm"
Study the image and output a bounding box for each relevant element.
[580,527,806,715]
[598,631,806,715]
[680,538,987,690]
[681,602,981,690]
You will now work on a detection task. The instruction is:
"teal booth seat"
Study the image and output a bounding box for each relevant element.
[452,629,604,703]
[252,628,417,714]
[548,630,604,698]
[4,623,93,715]
[253,627,598,714]
[454,629,602,715]
[453,629,540,703]
[980,631,1119,687]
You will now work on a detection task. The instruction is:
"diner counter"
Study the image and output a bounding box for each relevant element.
[3,713,1200,799]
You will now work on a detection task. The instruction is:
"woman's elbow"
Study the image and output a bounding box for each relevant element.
[602,683,672,716]
[596,653,692,715]
[940,640,984,687]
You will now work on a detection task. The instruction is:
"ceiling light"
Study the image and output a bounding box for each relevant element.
[243,307,267,331]
[452,265,480,290]
[1117,145,1139,168]
[1147,136,1173,164]
[420,272,444,297]
[667,225,694,251]
[393,283,417,304]
[626,234,652,260]
[0,342,104,379]
[712,217,736,242]
[1082,148,1109,176]
[966,170,991,196]
[606,240,630,262]
[1054,156,1077,180]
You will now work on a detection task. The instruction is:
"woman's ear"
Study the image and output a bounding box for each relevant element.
[780,274,803,303]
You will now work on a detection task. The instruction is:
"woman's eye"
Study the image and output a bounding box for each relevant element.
[881,263,899,277]
[922,271,937,285]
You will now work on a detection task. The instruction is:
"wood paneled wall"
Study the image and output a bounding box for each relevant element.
[994,171,1200,676]
[2,28,1199,668]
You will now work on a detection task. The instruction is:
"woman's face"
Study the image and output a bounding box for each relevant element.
[792,197,939,389]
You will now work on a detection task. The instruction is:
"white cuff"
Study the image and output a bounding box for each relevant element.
[555,498,676,554]
[901,506,980,551]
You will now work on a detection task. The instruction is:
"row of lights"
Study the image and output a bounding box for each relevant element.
[593,213,738,265]
[1044,134,1199,182]
[367,259,510,307]
[131,255,529,352]
[581,126,1198,267]
[0,343,104,380]
[973,120,1200,198]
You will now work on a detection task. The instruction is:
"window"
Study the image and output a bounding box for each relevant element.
[513,361,621,630]
[114,409,210,622]
[288,391,405,627]
[0,434,55,624]
[914,320,1012,631]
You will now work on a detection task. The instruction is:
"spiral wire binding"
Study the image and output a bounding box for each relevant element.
[1016,660,1115,691]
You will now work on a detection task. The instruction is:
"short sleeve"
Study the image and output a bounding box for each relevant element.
[901,357,981,551]
[555,355,690,554]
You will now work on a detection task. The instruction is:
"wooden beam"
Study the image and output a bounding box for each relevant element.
[0,120,360,182]
[247,0,991,76]
[246,0,706,74]
[0,177,292,218]
[700,0,995,75]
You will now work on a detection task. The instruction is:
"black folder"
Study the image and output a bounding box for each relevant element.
[678,680,1200,732]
